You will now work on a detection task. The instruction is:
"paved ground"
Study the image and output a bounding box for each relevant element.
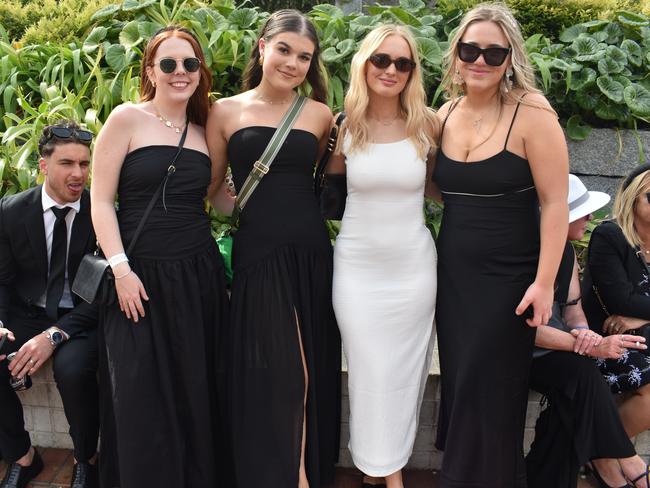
[0,448,600,487]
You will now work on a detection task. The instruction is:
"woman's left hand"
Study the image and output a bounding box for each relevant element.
[603,314,648,335]
[515,281,553,327]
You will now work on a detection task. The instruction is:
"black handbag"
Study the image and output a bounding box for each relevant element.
[315,112,346,220]
[72,124,189,304]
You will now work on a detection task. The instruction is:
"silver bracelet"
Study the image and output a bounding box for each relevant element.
[114,269,132,280]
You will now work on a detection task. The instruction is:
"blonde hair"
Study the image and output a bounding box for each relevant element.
[441,2,542,106]
[613,170,650,248]
[341,24,439,160]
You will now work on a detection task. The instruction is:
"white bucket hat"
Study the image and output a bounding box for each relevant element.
[568,174,610,223]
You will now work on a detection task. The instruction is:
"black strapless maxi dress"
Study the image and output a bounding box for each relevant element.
[227,127,341,488]
[100,145,231,488]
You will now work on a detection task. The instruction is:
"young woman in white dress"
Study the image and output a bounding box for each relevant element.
[329,24,440,488]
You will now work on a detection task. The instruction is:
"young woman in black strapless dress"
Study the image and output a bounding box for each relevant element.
[431,4,569,487]
[205,10,341,488]
[91,27,231,488]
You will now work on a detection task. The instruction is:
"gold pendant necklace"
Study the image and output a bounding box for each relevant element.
[154,106,185,133]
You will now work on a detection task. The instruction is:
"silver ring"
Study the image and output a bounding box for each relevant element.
[637,341,641,347]
[28,359,34,365]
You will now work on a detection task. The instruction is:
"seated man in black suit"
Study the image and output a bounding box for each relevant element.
[0,121,99,488]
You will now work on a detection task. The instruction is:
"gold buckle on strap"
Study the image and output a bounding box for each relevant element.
[252,160,269,176]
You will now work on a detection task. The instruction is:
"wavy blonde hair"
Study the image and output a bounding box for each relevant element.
[613,169,650,248]
[441,2,543,107]
[341,24,439,159]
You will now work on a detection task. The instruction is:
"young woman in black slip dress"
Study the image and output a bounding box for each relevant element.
[91,27,231,488]
[205,10,341,488]
[431,4,569,487]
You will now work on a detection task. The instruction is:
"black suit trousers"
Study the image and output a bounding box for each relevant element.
[0,304,99,463]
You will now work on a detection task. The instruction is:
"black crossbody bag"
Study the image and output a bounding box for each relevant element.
[72,123,189,304]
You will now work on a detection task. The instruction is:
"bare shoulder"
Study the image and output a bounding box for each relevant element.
[436,99,456,122]
[306,98,333,122]
[104,102,143,128]
[210,93,246,117]
[518,92,556,118]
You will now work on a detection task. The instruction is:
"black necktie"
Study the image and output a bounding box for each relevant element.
[45,206,71,320]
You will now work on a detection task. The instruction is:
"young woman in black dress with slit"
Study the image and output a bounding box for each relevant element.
[205,10,341,488]
[91,26,231,488]
[431,4,569,487]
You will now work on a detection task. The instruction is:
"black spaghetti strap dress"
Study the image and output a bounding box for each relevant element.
[227,127,341,488]
[433,102,539,488]
[100,145,231,488]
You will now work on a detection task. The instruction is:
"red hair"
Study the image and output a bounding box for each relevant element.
[140,26,212,127]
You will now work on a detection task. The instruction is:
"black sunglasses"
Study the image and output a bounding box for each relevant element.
[44,127,93,145]
[457,42,511,67]
[368,53,416,73]
[156,57,201,74]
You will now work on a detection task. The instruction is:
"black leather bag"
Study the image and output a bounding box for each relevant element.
[72,252,114,305]
[315,112,346,220]
[72,124,189,305]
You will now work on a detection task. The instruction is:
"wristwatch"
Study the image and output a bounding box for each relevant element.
[44,327,65,348]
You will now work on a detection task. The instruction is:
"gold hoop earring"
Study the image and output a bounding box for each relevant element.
[152,80,156,88]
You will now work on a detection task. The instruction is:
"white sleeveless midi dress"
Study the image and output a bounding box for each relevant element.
[332,137,437,476]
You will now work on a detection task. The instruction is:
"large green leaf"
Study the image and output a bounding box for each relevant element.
[606,45,627,65]
[621,39,643,67]
[400,0,425,11]
[602,22,623,44]
[566,114,592,141]
[624,84,650,116]
[418,38,442,65]
[122,0,157,12]
[597,57,624,75]
[228,8,258,29]
[616,10,650,28]
[83,27,108,53]
[597,75,625,103]
[105,44,127,71]
[560,24,587,42]
[90,4,121,22]
[595,99,630,121]
[576,90,599,110]
[571,36,601,62]
[119,21,143,49]
[569,67,596,91]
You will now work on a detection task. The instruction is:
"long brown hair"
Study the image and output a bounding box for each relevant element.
[140,26,212,126]
[241,9,327,103]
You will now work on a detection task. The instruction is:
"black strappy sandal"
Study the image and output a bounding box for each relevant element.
[589,462,632,488]
[628,465,650,488]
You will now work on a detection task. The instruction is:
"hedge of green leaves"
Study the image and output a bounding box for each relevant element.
[0,0,649,200]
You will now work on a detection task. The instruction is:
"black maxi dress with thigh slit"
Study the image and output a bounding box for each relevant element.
[227,126,341,488]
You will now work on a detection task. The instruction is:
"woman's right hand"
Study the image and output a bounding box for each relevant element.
[603,314,648,335]
[574,330,647,359]
[114,264,149,323]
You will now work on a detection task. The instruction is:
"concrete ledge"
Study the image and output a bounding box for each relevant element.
[23,348,650,470]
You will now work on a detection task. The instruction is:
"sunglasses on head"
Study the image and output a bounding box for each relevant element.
[457,42,511,67]
[156,57,201,74]
[368,53,416,73]
[44,127,93,145]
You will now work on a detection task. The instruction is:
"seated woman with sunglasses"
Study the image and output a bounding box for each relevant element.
[329,24,439,488]
[431,3,569,487]
[90,26,231,487]
[581,164,650,487]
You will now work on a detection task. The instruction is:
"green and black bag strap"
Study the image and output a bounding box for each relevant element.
[231,94,307,225]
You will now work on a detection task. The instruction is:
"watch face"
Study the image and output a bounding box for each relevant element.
[51,331,64,345]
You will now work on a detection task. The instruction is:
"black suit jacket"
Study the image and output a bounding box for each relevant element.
[582,220,650,335]
[0,185,97,337]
